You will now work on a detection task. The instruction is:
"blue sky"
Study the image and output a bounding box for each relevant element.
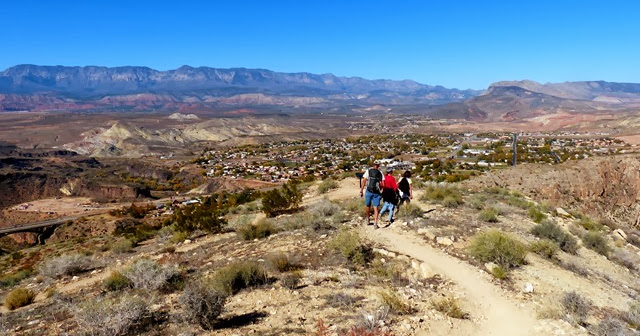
[1,0,638,89]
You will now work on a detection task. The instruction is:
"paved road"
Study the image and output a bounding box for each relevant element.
[0,216,79,235]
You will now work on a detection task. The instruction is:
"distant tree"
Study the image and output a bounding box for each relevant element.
[261,180,302,217]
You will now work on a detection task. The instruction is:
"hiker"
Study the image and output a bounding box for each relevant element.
[379,167,398,225]
[397,170,413,213]
[360,162,384,228]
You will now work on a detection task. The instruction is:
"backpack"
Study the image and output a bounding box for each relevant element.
[366,168,383,194]
[398,177,410,194]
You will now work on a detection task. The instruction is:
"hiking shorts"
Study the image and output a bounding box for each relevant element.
[364,191,382,207]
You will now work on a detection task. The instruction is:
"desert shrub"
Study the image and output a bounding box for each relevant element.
[467,194,487,210]
[377,289,410,315]
[421,184,463,207]
[262,180,302,217]
[562,261,590,277]
[370,259,407,286]
[530,220,579,254]
[73,294,149,336]
[210,262,267,295]
[396,202,423,219]
[281,271,303,290]
[309,199,341,217]
[582,231,610,256]
[593,316,631,336]
[171,201,226,234]
[576,216,603,231]
[478,207,499,222]
[528,206,546,223]
[624,302,640,329]
[4,287,35,310]
[160,245,176,254]
[314,319,394,336]
[236,219,276,240]
[122,259,181,291]
[431,296,468,319]
[40,253,95,279]
[323,293,356,308]
[111,238,134,254]
[468,229,527,268]
[504,194,532,209]
[490,265,508,280]
[318,178,339,194]
[104,271,132,291]
[561,291,593,325]
[529,239,559,259]
[0,268,33,288]
[611,250,639,271]
[267,253,296,273]
[228,214,253,228]
[342,197,362,213]
[180,279,228,330]
[114,223,157,245]
[329,228,373,267]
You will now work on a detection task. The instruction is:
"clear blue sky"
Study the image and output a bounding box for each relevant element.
[1,0,638,89]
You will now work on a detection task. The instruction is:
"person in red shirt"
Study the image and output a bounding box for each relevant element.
[379,168,398,225]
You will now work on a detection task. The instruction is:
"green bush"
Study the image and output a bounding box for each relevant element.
[528,206,546,223]
[171,202,226,234]
[421,184,464,207]
[478,207,499,222]
[329,228,372,267]
[262,180,302,217]
[576,216,603,231]
[267,253,296,273]
[211,262,268,295]
[103,271,131,291]
[397,202,424,219]
[468,229,527,268]
[530,220,578,254]
[317,178,339,194]
[236,219,276,240]
[529,239,559,259]
[4,287,35,310]
[490,265,508,280]
[0,268,33,289]
[582,231,610,256]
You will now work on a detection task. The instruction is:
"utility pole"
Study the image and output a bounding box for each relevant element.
[512,133,518,166]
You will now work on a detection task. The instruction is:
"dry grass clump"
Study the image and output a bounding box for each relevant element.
[592,316,631,336]
[576,216,603,231]
[111,238,134,254]
[318,178,339,194]
[582,231,611,256]
[377,289,410,315]
[180,279,228,330]
[528,206,546,223]
[468,229,527,269]
[4,287,35,310]
[236,219,276,240]
[561,291,593,326]
[611,250,639,271]
[266,253,301,273]
[431,296,468,319]
[122,259,181,292]
[341,197,363,213]
[489,264,508,280]
[396,202,423,219]
[281,271,303,290]
[478,207,499,223]
[0,267,33,289]
[421,184,463,208]
[329,228,373,267]
[323,292,357,308]
[104,271,132,291]
[40,253,96,279]
[530,220,579,254]
[72,294,149,336]
[529,239,559,259]
[310,199,341,217]
[210,262,268,295]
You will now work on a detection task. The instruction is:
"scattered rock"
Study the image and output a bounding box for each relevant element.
[436,237,454,246]
[485,262,498,273]
[556,207,571,217]
[419,262,433,279]
[613,229,628,241]
[71,276,80,281]
[418,228,436,241]
[183,239,192,244]
[523,283,534,293]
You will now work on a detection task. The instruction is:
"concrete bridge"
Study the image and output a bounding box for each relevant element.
[0,216,78,243]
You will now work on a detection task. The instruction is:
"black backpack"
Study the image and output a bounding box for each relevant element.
[366,168,383,194]
[398,177,410,194]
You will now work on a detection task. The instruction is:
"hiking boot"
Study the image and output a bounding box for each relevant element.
[364,217,371,226]
[373,223,379,229]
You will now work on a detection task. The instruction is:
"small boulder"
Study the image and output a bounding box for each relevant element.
[419,262,433,279]
[418,228,436,241]
[556,207,571,217]
[484,262,498,273]
[613,229,628,241]
[436,237,454,246]
[523,283,534,293]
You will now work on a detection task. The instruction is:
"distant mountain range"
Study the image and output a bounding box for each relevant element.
[0,65,480,113]
[1,65,640,122]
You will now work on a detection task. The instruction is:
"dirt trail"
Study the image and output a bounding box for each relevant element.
[361,227,537,336]
[315,178,539,335]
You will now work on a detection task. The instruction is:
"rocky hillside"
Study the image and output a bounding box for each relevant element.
[0,65,480,112]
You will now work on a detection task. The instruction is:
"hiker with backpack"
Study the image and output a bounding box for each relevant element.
[397,170,413,213]
[379,167,399,226]
[359,162,384,229]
